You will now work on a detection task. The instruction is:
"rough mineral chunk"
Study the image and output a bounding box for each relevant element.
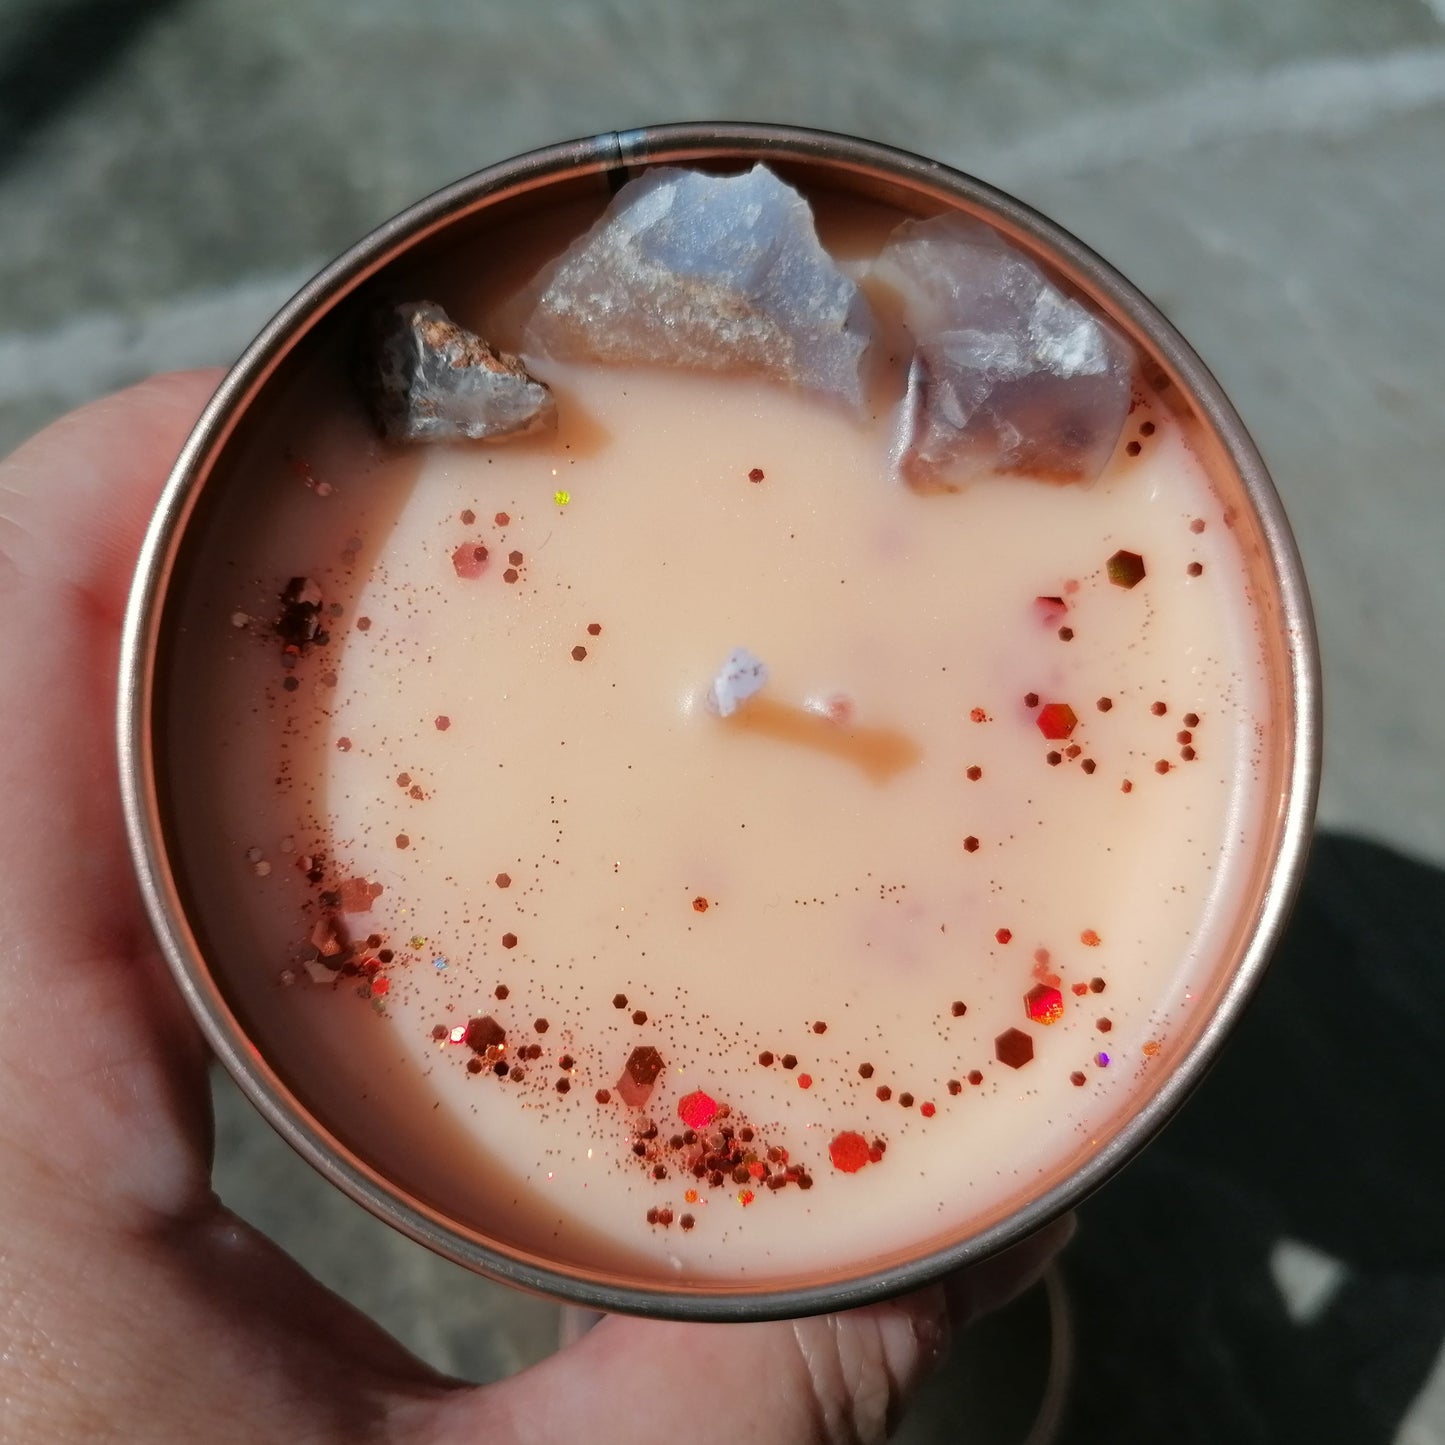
[525,165,876,410]
[707,647,769,718]
[874,215,1133,490]
[365,301,555,443]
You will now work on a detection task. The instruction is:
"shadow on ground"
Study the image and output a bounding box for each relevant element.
[1048,831,1445,1442]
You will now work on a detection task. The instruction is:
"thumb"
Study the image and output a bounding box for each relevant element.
[417,1216,1072,1445]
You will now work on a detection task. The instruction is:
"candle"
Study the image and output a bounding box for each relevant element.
[130,130,1314,1311]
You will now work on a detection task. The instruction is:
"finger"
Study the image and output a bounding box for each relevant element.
[0,370,224,1224]
[418,1217,1074,1445]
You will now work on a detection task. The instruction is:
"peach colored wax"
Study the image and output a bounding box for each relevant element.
[161,215,1271,1289]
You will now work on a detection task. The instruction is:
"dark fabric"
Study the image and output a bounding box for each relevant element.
[1061,832,1445,1443]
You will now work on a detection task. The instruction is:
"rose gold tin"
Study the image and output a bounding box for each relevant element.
[119,123,1320,1321]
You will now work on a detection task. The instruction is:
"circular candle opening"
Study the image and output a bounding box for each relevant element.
[122,124,1318,1320]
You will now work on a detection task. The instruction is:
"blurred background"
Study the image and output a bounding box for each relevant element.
[3,2,1441,1440]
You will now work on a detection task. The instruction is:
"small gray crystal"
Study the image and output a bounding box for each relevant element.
[875,215,1132,489]
[525,165,876,410]
[366,301,555,443]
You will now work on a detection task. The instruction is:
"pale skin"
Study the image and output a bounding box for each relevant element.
[0,372,1072,1444]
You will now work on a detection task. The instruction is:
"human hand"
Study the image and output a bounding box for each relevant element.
[0,372,1072,1444]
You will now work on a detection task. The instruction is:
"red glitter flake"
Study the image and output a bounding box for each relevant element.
[829,1131,871,1173]
[1034,595,1067,625]
[1026,984,1064,1025]
[968,1069,984,1086]
[508,550,524,566]
[748,467,765,482]
[464,1016,506,1054]
[587,622,602,635]
[1097,697,1113,712]
[336,738,351,751]
[1183,712,1201,728]
[1090,977,1107,993]
[1070,1071,1087,1087]
[876,1085,892,1101]
[1097,1018,1113,1032]
[1143,1040,1162,1057]
[1107,550,1146,588]
[571,645,587,661]
[495,872,511,888]
[996,927,1013,944]
[337,876,382,913]
[1036,703,1078,740]
[951,1000,968,1017]
[596,1088,611,1104]
[355,617,371,632]
[1081,929,1101,947]
[451,543,489,579]
[503,568,519,584]
[759,1050,775,1066]
[738,1190,756,1207]
[435,715,450,731]
[680,1214,696,1231]
[995,1028,1035,1068]
[678,1090,718,1129]
[395,834,410,849]
[963,835,980,853]
[501,932,518,949]
[920,1101,936,1118]
[495,511,510,526]
[632,1010,648,1025]
[1071,982,1089,997]
[692,896,709,912]
[1155,760,1172,774]
[371,976,390,997]
[966,765,983,781]
[534,1018,550,1034]
[857,1062,873,1078]
[459,508,476,525]
[798,1073,813,1089]
[1024,692,1040,709]
[1187,562,1204,577]
[781,1054,797,1070]
[617,1046,663,1107]
[970,707,989,723]
[947,1079,962,1095]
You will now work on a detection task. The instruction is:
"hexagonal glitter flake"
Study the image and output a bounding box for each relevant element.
[1025,984,1065,1025]
[463,1015,506,1055]
[617,1046,665,1107]
[1036,702,1078,740]
[1107,549,1146,588]
[995,1028,1035,1068]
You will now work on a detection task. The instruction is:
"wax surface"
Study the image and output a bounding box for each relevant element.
[161,217,1272,1288]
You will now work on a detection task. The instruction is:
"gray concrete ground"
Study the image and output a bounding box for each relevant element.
[4,2,1443,1440]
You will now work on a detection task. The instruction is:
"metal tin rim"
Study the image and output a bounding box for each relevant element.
[119,121,1321,1322]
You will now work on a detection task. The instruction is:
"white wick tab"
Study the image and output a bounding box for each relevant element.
[707,648,769,718]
